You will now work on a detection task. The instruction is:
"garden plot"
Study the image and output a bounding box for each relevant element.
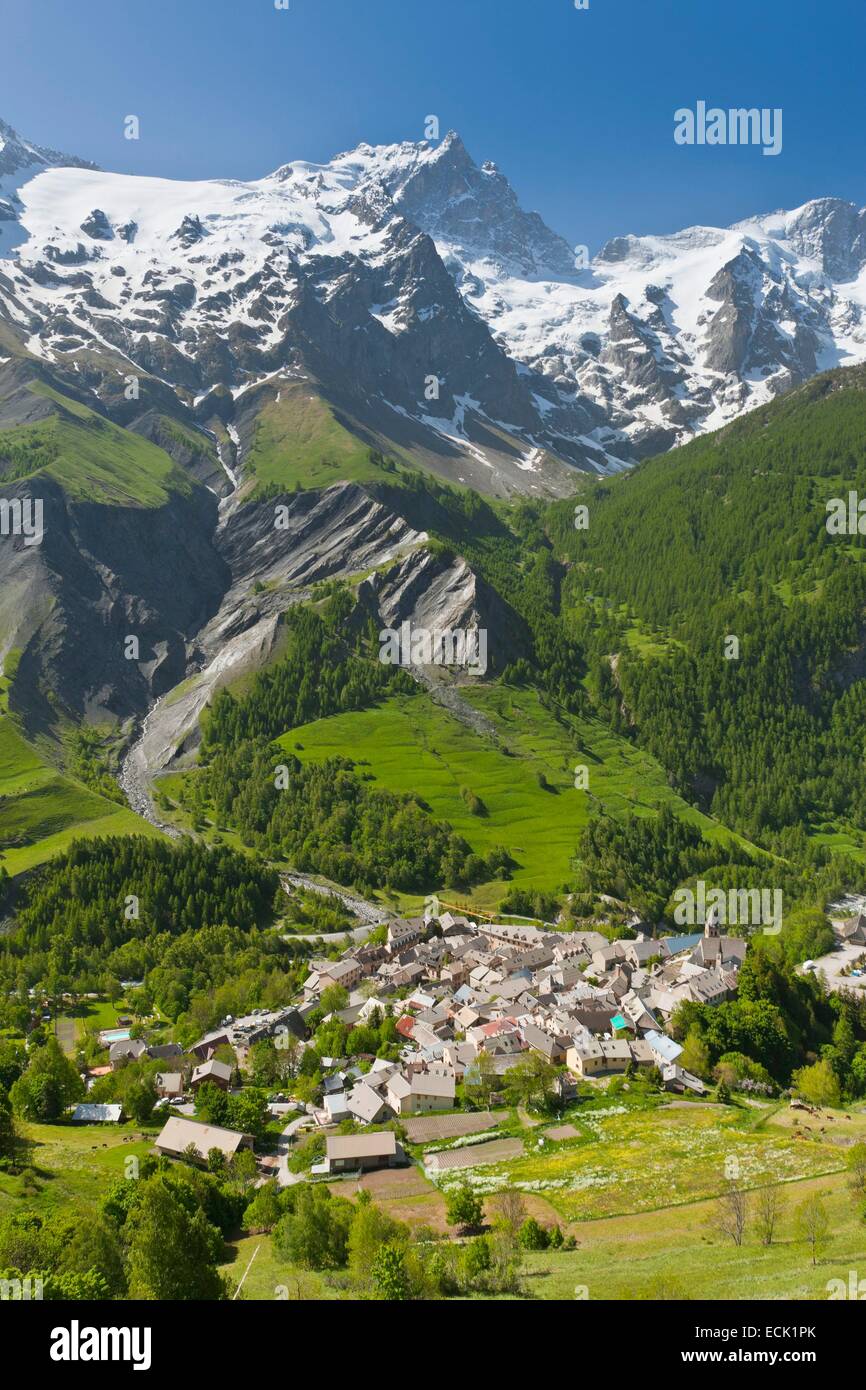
[424,1137,524,1172]
[403,1111,499,1143]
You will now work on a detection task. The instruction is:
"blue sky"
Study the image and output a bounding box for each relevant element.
[2,0,864,250]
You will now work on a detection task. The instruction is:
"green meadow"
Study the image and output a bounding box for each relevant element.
[444,1101,848,1222]
[0,1121,161,1216]
[221,1234,342,1302]
[0,706,158,878]
[216,1099,866,1301]
[276,684,751,912]
[1,383,191,507]
[519,1167,866,1301]
[246,384,402,493]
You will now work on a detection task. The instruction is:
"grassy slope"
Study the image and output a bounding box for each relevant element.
[414,1099,866,1299]
[0,662,159,878]
[245,382,405,492]
[554,368,866,619]
[458,1102,843,1221]
[220,1169,866,1300]
[523,1168,864,1300]
[7,1098,862,1301]
[153,414,220,467]
[0,383,191,506]
[275,684,752,912]
[0,715,158,875]
[550,370,866,863]
[0,1120,161,1215]
[221,1236,342,1302]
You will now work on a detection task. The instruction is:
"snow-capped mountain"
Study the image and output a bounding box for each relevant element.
[0,116,98,258]
[3,116,866,493]
[376,135,866,454]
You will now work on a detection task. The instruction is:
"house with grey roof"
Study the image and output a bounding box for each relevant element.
[109,1038,147,1069]
[190,1058,232,1091]
[839,914,866,946]
[155,1116,254,1164]
[346,1082,390,1125]
[521,1022,569,1063]
[156,1072,185,1099]
[146,1042,183,1062]
[386,1069,455,1115]
[71,1103,122,1123]
[324,1131,405,1173]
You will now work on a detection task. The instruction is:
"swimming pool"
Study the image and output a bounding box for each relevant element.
[100,1028,131,1043]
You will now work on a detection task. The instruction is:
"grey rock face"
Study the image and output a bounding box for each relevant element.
[173,214,206,248]
[0,474,228,726]
[363,546,531,677]
[126,482,435,774]
[603,293,685,402]
[0,116,98,179]
[783,198,866,282]
[703,251,763,375]
[80,209,113,241]
[702,247,819,385]
[390,132,576,279]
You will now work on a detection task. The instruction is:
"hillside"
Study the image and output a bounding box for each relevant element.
[0,378,192,505]
[268,686,746,913]
[551,366,866,622]
[182,363,866,918]
[5,353,866,918]
[544,367,866,859]
[0,656,155,875]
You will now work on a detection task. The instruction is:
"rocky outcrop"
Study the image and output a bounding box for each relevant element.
[360,546,530,678]
[124,482,428,776]
[0,474,227,728]
[389,132,576,279]
[702,247,820,387]
[783,198,866,282]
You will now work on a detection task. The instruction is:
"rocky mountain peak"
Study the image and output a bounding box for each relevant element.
[5,114,866,491]
[390,133,576,279]
[0,114,97,179]
[0,115,99,258]
[780,197,866,281]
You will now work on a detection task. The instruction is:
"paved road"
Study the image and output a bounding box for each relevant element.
[282,923,375,946]
[280,872,387,944]
[276,1112,313,1187]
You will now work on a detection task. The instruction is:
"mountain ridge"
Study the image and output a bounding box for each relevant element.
[4,114,866,500]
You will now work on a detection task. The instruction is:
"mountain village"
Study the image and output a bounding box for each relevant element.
[133,906,752,1181]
